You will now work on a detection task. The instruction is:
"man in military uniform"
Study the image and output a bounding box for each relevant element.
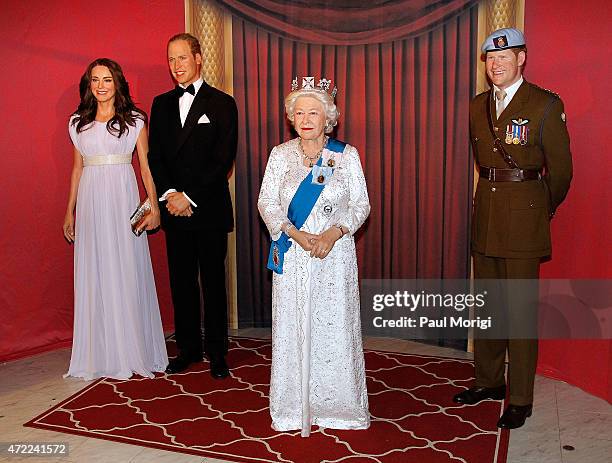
[453,28,572,429]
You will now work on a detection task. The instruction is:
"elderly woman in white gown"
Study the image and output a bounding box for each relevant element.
[258,77,371,437]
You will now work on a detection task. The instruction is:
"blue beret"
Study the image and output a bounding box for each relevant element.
[482,28,526,53]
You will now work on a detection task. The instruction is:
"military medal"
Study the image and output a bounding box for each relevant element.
[505,125,513,144]
[327,158,335,167]
[317,175,325,183]
[512,125,520,144]
[509,118,530,146]
[520,126,528,145]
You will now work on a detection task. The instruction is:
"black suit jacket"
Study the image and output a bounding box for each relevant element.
[148,81,238,232]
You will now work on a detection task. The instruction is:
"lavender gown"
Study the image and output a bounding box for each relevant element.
[65,116,168,380]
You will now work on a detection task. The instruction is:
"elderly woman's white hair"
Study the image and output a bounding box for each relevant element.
[285,89,339,134]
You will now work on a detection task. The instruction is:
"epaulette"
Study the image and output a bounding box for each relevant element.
[533,83,560,98]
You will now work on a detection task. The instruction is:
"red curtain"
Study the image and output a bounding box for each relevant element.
[227,0,478,329]
[0,0,182,362]
[219,0,474,45]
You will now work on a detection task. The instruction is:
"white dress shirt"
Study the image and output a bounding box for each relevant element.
[178,78,203,127]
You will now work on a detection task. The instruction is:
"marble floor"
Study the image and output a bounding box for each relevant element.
[1,328,610,463]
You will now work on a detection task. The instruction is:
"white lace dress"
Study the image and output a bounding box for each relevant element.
[258,138,371,436]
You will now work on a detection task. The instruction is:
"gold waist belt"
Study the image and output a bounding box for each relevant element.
[82,154,132,166]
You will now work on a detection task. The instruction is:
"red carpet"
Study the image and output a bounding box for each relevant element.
[25,337,509,462]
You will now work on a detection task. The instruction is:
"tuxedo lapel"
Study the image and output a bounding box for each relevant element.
[168,93,182,140]
[174,82,213,155]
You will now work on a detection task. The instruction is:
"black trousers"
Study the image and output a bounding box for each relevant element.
[473,252,540,406]
[165,229,228,359]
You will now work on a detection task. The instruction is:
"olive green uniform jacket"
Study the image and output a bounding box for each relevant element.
[470,80,573,258]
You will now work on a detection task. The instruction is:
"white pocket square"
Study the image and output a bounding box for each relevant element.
[197,114,211,124]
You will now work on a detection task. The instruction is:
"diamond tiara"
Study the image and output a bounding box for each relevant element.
[291,76,338,99]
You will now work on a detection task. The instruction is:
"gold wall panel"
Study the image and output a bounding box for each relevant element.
[186,0,238,328]
[191,0,226,90]
[487,0,516,30]
[476,0,525,94]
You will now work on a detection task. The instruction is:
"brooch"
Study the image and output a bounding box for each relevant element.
[311,165,334,185]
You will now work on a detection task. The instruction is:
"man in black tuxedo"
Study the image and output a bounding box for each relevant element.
[148,33,237,379]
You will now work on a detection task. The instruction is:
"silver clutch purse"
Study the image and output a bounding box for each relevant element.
[129,198,151,236]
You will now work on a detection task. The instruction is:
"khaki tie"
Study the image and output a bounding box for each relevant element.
[495,89,507,118]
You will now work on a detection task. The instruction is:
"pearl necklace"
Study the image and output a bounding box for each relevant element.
[299,136,328,167]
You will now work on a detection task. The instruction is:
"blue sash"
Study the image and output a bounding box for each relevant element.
[267,138,346,274]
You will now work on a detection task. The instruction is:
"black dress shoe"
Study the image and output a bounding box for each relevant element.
[210,355,229,379]
[497,404,532,429]
[453,385,506,405]
[165,355,203,374]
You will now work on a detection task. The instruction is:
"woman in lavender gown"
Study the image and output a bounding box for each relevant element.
[62,58,168,380]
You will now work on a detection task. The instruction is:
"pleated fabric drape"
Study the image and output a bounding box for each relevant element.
[227,0,478,331]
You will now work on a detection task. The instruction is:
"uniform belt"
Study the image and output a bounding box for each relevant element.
[480,166,541,182]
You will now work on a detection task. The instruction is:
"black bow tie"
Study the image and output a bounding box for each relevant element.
[175,84,195,97]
